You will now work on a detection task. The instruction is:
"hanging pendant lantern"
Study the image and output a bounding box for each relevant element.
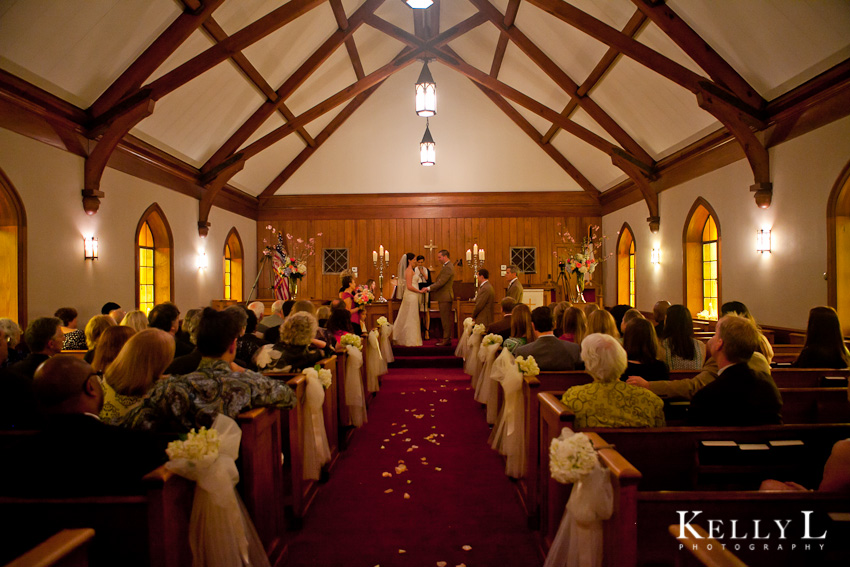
[420,119,435,166]
[414,61,437,117]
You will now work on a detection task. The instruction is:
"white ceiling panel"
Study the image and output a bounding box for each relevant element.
[303,105,345,139]
[240,2,337,91]
[440,1,480,31]
[240,112,289,151]
[550,130,624,191]
[353,23,408,76]
[569,107,618,148]
[506,101,555,139]
[446,21,501,75]
[133,59,266,165]
[635,21,704,77]
[0,0,179,107]
[286,45,359,116]
[497,43,571,114]
[668,0,850,99]
[213,0,288,36]
[230,132,308,195]
[373,1,415,36]
[147,29,214,83]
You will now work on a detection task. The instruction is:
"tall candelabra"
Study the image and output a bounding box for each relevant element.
[372,245,390,302]
[465,243,485,289]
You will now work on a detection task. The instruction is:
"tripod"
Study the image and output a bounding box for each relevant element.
[248,254,272,302]
[555,261,571,302]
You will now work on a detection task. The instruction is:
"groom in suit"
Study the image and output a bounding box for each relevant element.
[425,249,455,346]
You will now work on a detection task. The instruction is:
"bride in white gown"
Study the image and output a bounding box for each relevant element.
[392,253,424,346]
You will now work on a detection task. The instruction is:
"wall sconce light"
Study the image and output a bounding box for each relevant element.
[756,229,771,253]
[651,247,661,265]
[197,251,208,270]
[84,236,98,260]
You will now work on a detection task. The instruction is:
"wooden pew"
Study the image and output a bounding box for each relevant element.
[779,387,850,424]
[772,368,850,388]
[0,466,193,567]
[668,524,747,567]
[5,529,95,567]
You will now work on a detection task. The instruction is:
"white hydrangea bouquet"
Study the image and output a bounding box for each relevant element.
[472,323,487,335]
[463,317,474,327]
[549,429,598,484]
[376,316,388,327]
[340,333,362,350]
[515,355,540,376]
[482,333,504,347]
[304,365,332,390]
[166,426,221,467]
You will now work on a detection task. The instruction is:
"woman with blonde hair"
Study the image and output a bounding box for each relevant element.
[551,301,571,337]
[121,310,149,333]
[91,325,136,374]
[559,307,587,344]
[503,304,534,354]
[83,315,116,363]
[587,309,619,339]
[100,329,175,425]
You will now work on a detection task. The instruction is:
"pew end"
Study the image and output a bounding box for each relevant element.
[4,529,95,567]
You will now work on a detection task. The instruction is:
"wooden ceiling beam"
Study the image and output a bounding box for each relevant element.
[542,9,646,144]
[427,47,653,173]
[144,0,327,102]
[201,18,316,148]
[89,0,226,118]
[330,0,366,80]
[259,81,385,197]
[366,12,488,51]
[489,0,520,77]
[203,0,386,173]
[630,0,765,110]
[470,0,653,167]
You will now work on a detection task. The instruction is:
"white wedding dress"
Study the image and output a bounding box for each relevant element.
[393,266,423,346]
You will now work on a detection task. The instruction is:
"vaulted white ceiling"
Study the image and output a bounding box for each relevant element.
[1,0,848,199]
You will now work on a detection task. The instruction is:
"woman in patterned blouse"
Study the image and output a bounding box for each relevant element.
[561,333,665,428]
[657,304,706,370]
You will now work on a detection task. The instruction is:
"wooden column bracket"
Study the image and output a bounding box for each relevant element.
[82,94,155,214]
[612,148,660,232]
[198,160,244,237]
[697,82,773,208]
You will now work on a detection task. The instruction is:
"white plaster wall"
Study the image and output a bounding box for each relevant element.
[0,127,257,326]
[602,114,850,329]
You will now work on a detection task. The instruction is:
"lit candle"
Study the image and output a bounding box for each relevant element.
[466,249,472,262]
[479,248,485,261]
[373,250,378,262]
[379,245,384,258]
[473,244,478,257]
[385,250,389,262]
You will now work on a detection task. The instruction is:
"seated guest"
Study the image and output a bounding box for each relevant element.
[622,317,668,382]
[1,355,173,496]
[317,305,331,328]
[620,308,644,335]
[256,299,285,333]
[222,305,255,368]
[608,305,632,335]
[0,318,25,367]
[246,301,265,323]
[149,302,193,357]
[123,308,296,432]
[326,308,356,343]
[584,303,599,318]
[514,306,581,371]
[1,317,66,429]
[487,297,516,340]
[101,302,120,316]
[120,310,149,333]
[760,439,850,493]
[83,314,116,363]
[108,307,126,325]
[658,304,705,370]
[174,308,201,347]
[54,307,87,350]
[652,300,671,339]
[503,304,533,354]
[551,301,570,337]
[792,306,850,369]
[262,300,296,344]
[587,309,619,339]
[91,325,136,374]
[236,307,264,369]
[256,312,327,371]
[721,301,774,363]
[329,298,343,311]
[561,333,665,428]
[164,309,204,375]
[559,307,586,344]
[688,315,782,426]
[292,300,335,354]
[101,329,175,425]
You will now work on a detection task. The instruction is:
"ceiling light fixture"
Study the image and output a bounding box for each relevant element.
[406,0,434,9]
[420,118,435,166]
[415,60,436,117]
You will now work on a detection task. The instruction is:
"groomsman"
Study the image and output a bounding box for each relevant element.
[506,265,523,303]
[424,250,454,346]
[473,269,495,326]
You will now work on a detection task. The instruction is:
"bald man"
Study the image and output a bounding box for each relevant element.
[1,355,172,496]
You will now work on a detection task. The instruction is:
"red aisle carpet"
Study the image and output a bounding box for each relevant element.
[283,366,543,567]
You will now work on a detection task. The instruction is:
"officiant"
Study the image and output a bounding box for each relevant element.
[415,255,432,339]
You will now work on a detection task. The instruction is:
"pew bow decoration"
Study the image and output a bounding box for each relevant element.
[455,318,474,359]
[302,367,332,481]
[165,414,271,567]
[544,429,613,567]
[342,342,367,427]
[489,348,526,478]
[465,324,487,388]
[474,335,502,425]
[377,318,394,364]
[365,328,386,393]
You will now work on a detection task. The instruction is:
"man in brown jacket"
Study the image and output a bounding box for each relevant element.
[472,268,495,326]
[425,249,455,346]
